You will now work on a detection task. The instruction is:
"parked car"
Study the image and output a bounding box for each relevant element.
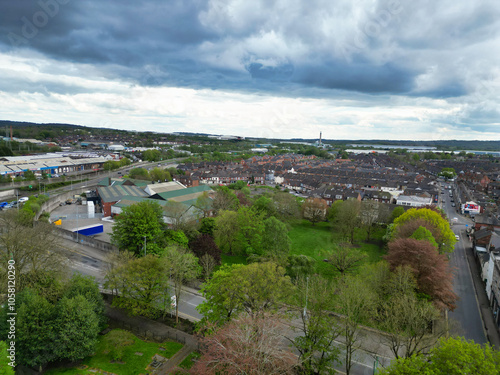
[0,202,9,208]
[455,234,460,240]
[18,197,29,203]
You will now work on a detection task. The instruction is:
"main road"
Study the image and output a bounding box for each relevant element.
[440,183,487,343]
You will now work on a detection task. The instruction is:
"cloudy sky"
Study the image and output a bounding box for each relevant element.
[0,0,499,140]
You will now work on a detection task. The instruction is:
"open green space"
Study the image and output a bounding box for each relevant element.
[288,219,386,277]
[45,329,183,375]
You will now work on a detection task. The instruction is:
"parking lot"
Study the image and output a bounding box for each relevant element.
[50,202,114,243]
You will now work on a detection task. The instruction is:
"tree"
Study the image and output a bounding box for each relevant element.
[360,200,380,240]
[272,192,300,221]
[286,254,315,279]
[194,191,213,218]
[142,149,161,162]
[15,290,56,371]
[162,246,201,323]
[163,200,188,231]
[149,167,171,182]
[105,255,170,318]
[0,210,65,291]
[334,275,377,375]
[128,167,150,180]
[198,262,294,325]
[386,238,457,311]
[327,244,368,276]
[302,197,328,225]
[111,201,165,255]
[191,315,296,375]
[197,264,246,326]
[0,341,15,374]
[199,254,217,281]
[212,186,239,214]
[393,208,455,253]
[214,210,240,254]
[289,276,341,374]
[234,206,265,257]
[63,273,106,329]
[409,226,438,248]
[390,206,405,223]
[255,216,291,264]
[53,295,100,362]
[199,217,216,236]
[380,337,500,375]
[189,234,222,266]
[252,195,276,218]
[333,199,361,244]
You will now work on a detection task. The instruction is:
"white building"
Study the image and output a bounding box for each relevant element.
[395,195,433,207]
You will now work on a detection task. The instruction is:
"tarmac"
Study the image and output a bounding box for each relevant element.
[465,243,500,348]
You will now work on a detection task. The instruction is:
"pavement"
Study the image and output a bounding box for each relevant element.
[464,241,500,348]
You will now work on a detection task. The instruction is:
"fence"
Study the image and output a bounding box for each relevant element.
[56,226,119,253]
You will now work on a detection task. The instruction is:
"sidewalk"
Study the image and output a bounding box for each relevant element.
[465,245,500,348]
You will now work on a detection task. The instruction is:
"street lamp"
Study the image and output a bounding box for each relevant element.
[303,276,309,318]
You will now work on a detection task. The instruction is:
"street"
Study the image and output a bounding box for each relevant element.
[440,183,487,343]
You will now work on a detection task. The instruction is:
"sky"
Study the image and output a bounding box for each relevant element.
[0,0,499,141]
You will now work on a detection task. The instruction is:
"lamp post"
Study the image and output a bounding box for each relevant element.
[143,236,147,257]
[303,276,309,319]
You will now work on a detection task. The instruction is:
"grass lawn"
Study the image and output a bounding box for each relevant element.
[45,329,183,375]
[288,219,386,277]
[178,351,201,370]
[221,253,247,266]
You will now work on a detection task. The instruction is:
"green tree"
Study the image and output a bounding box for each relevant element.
[143,149,161,162]
[105,255,170,318]
[286,254,316,279]
[214,210,240,254]
[162,246,201,323]
[380,337,500,375]
[393,208,455,253]
[409,226,438,249]
[111,201,165,255]
[199,217,216,236]
[149,167,171,182]
[390,206,405,223]
[290,275,341,374]
[334,275,376,375]
[234,206,265,256]
[128,167,150,180]
[333,199,361,244]
[257,216,291,264]
[198,262,294,326]
[212,186,239,214]
[272,192,300,221]
[53,295,100,362]
[0,341,15,374]
[63,273,106,328]
[23,169,36,181]
[15,290,56,371]
[327,244,368,276]
[194,191,213,218]
[252,195,276,218]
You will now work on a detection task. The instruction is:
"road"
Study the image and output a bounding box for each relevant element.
[440,183,487,343]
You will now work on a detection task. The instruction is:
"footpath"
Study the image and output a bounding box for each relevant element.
[465,244,500,348]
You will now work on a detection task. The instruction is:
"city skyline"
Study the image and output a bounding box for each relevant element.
[0,0,498,140]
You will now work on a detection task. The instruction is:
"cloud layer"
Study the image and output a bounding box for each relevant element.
[0,0,498,140]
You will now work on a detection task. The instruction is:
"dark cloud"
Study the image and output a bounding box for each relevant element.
[0,0,498,104]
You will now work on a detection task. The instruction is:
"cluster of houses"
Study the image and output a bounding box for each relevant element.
[178,153,441,208]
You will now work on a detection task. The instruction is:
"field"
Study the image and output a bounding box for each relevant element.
[45,329,183,375]
[288,219,386,277]
[218,218,387,277]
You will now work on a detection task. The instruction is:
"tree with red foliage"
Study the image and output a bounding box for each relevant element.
[189,234,222,266]
[191,315,296,375]
[385,238,457,311]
